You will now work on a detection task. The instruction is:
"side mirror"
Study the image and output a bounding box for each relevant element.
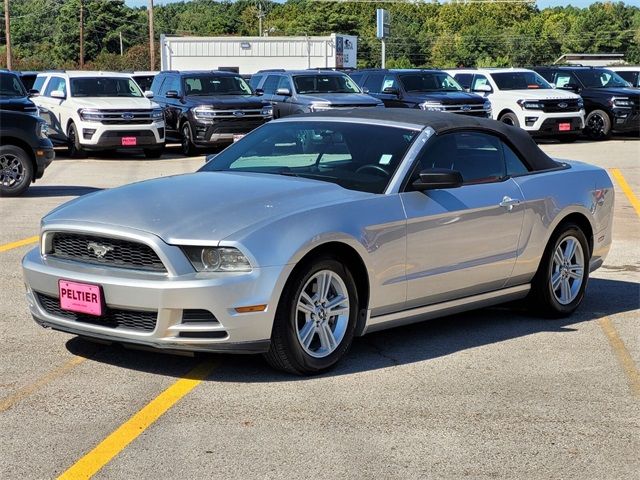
[205,153,217,163]
[362,87,370,93]
[560,83,581,93]
[472,84,492,93]
[382,86,399,96]
[165,90,180,98]
[276,88,291,96]
[28,89,40,97]
[50,90,66,99]
[254,88,264,96]
[412,168,463,191]
[144,90,154,98]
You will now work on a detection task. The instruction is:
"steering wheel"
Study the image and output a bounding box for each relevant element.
[355,164,390,178]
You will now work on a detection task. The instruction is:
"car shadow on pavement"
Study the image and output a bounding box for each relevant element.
[23,185,103,197]
[65,276,639,381]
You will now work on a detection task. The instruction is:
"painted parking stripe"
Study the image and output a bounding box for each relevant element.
[610,168,640,218]
[57,360,219,480]
[598,317,640,398]
[0,235,39,253]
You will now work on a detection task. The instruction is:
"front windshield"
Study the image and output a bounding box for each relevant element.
[184,75,253,96]
[492,71,552,90]
[0,74,27,97]
[399,73,463,92]
[575,69,630,88]
[200,121,418,194]
[293,75,361,94]
[70,77,143,97]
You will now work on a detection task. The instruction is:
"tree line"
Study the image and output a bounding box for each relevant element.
[1,0,638,71]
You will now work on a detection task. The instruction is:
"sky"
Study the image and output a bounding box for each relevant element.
[125,0,640,8]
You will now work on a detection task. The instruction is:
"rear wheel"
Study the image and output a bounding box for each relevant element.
[529,223,589,318]
[67,122,86,158]
[499,112,520,128]
[584,109,611,140]
[264,258,358,375]
[0,145,34,197]
[181,122,197,156]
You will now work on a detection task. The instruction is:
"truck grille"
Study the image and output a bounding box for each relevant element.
[49,232,166,272]
[196,108,267,119]
[542,99,582,113]
[36,292,157,332]
[434,104,489,115]
[91,109,158,125]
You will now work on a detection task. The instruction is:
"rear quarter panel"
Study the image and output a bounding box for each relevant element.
[508,161,614,286]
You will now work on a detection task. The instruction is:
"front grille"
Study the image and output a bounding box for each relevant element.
[195,108,267,119]
[541,99,581,113]
[49,232,166,272]
[100,130,156,138]
[36,292,157,332]
[93,109,157,125]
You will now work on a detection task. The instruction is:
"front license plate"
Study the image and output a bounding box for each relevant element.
[233,134,245,143]
[558,122,571,132]
[121,136,137,146]
[58,280,103,316]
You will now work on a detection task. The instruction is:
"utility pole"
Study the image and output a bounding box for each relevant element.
[148,0,154,70]
[4,0,12,70]
[258,3,264,37]
[119,31,123,56]
[79,0,84,69]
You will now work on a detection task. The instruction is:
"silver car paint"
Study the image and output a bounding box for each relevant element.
[22,117,614,353]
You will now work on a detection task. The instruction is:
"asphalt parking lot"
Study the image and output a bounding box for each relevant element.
[0,138,638,479]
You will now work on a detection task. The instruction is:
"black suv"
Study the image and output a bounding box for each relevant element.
[249,70,383,118]
[349,69,491,117]
[534,66,639,139]
[1,71,54,196]
[150,70,273,156]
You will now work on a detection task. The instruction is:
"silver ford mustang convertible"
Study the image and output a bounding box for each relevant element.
[23,110,614,374]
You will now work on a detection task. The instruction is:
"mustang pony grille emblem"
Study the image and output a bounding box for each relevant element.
[87,242,114,258]
[233,111,245,117]
[557,102,568,108]
[121,112,135,120]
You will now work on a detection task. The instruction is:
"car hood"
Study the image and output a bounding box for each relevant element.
[493,89,580,101]
[302,93,382,106]
[67,97,159,109]
[402,91,486,105]
[43,172,370,244]
[582,87,640,97]
[185,95,268,109]
[0,96,38,113]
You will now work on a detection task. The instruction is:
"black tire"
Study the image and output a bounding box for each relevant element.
[499,112,520,128]
[67,122,86,158]
[143,147,164,159]
[0,145,34,197]
[181,122,197,156]
[264,257,359,375]
[529,223,590,318]
[584,109,612,140]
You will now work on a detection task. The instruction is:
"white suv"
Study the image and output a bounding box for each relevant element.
[447,68,585,140]
[32,71,165,158]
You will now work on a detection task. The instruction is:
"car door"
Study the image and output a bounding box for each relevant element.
[400,131,525,308]
[158,75,181,136]
[363,73,406,108]
[273,76,295,116]
[260,75,282,115]
[36,76,69,136]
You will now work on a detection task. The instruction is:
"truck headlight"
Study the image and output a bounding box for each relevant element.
[151,108,164,120]
[37,121,49,139]
[78,108,103,122]
[611,97,632,108]
[517,100,544,110]
[577,99,584,109]
[191,106,216,120]
[420,102,445,112]
[309,102,332,112]
[261,105,273,117]
[183,247,251,272]
[483,100,492,111]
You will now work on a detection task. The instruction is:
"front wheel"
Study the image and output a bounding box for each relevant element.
[67,122,86,158]
[0,145,34,197]
[181,122,197,156]
[584,109,611,140]
[499,112,520,128]
[529,224,590,318]
[264,258,359,375]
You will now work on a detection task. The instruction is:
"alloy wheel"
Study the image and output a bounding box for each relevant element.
[0,153,25,189]
[550,235,585,305]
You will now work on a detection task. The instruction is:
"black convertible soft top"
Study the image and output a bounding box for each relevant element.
[301,108,561,172]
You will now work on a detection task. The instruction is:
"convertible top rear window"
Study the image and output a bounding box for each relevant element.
[200,121,418,193]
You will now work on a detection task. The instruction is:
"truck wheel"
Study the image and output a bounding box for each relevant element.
[499,112,520,128]
[181,122,197,156]
[67,122,86,158]
[0,145,34,197]
[584,110,611,140]
[143,147,163,159]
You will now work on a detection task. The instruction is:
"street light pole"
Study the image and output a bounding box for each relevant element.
[148,0,155,70]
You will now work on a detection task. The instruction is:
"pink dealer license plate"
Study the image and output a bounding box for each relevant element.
[58,280,103,316]
[121,136,137,146]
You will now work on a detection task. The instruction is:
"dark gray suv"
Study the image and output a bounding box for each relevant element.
[250,70,383,118]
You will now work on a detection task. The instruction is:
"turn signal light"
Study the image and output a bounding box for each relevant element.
[234,305,267,313]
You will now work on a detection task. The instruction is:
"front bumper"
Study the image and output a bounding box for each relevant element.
[518,110,585,135]
[190,117,269,146]
[77,120,165,150]
[22,244,291,354]
[611,107,640,133]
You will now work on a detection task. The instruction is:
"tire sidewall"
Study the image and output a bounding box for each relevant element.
[181,122,194,156]
[278,258,359,373]
[0,145,33,196]
[67,122,85,158]
[585,109,611,139]
[500,112,520,128]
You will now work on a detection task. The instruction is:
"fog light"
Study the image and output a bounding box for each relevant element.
[83,128,96,140]
[525,117,538,127]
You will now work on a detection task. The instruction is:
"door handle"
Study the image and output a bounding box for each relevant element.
[499,196,521,211]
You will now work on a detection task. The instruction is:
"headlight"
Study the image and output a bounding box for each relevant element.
[517,100,544,110]
[611,97,632,108]
[420,102,446,112]
[261,105,273,117]
[483,100,492,111]
[37,121,49,139]
[309,102,332,112]
[183,246,251,272]
[151,108,164,120]
[78,108,103,122]
[577,99,584,109]
[191,106,216,120]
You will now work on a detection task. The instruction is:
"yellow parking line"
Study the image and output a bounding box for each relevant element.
[598,317,640,398]
[610,168,640,218]
[0,235,39,253]
[57,360,219,480]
